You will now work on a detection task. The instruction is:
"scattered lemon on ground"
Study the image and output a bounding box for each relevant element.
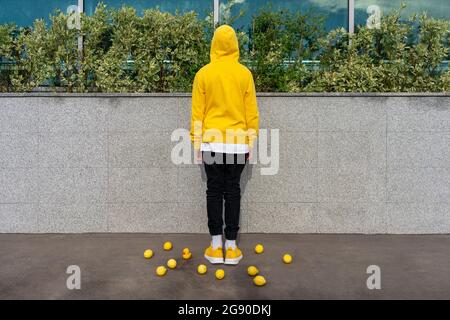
[182,248,192,259]
[143,249,153,259]
[197,264,207,275]
[182,252,192,260]
[215,269,225,280]
[283,254,293,264]
[253,275,266,286]
[167,259,177,269]
[163,241,173,251]
[156,266,167,276]
[247,266,259,276]
[255,244,264,254]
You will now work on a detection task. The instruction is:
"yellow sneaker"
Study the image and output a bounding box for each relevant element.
[224,246,243,265]
[204,246,224,264]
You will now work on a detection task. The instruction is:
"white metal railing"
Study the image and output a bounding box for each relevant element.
[348,0,355,35]
[78,0,84,58]
[214,0,220,26]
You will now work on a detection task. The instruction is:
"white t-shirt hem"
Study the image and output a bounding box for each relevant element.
[200,142,249,154]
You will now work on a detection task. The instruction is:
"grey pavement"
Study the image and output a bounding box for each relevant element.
[0,233,449,299]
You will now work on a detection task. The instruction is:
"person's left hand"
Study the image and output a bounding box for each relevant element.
[194,149,202,164]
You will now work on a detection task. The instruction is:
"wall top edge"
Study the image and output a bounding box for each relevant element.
[0,92,449,98]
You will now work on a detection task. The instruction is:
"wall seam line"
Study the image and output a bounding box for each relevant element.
[106,103,110,232]
[385,99,389,233]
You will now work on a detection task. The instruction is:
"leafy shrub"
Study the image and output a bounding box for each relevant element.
[0,3,448,92]
[246,7,325,91]
[84,4,209,92]
[10,20,53,92]
[80,3,112,92]
[0,24,15,91]
[1,3,209,93]
[306,9,450,92]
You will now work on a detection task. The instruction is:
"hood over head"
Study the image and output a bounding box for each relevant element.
[210,24,240,62]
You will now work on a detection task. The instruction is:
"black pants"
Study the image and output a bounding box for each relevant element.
[203,152,247,240]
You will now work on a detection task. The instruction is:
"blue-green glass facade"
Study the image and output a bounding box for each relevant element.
[0,0,449,30]
[223,0,348,32]
[355,0,450,27]
[0,0,76,26]
[85,0,213,19]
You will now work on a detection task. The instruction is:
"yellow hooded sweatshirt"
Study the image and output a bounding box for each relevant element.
[190,24,259,151]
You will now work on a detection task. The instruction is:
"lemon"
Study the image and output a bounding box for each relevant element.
[182,248,190,255]
[247,266,259,276]
[253,275,266,286]
[215,269,225,280]
[197,264,207,275]
[254,244,264,254]
[143,249,153,259]
[163,241,173,251]
[156,266,167,276]
[283,254,293,264]
[167,258,177,269]
[182,252,192,260]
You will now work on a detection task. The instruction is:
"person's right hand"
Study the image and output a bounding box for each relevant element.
[247,148,253,162]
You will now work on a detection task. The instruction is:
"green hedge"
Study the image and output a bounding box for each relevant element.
[0,3,448,92]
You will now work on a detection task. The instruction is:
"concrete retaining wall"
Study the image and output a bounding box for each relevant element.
[1,93,449,233]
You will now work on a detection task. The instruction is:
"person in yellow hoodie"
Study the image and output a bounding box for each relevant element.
[191,24,259,265]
